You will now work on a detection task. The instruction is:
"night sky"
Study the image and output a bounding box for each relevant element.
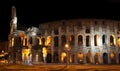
[0,0,120,41]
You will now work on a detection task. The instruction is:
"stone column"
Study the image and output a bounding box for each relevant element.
[38,49,42,63]
[32,49,36,63]
[116,53,119,64]
[66,26,69,44]
[83,52,86,64]
[91,34,95,64]
[51,35,54,63]
[58,34,61,63]
[74,35,78,64]
[59,27,61,47]
[92,53,95,64]
[108,53,111,64]
[100,53,103,64]
[115,28,119,64]
[74,50,78,64]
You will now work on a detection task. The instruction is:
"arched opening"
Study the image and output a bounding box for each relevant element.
[70,53,74,63]
[37,37,42,45]
[103,53,108,64]
[94,35,98,46]
[61,52,67,63]
[86,36,90,47]
[110,35,116,46]
[46,53,52,63]
[69,35,75,46]
[110,52,116,64]
[29,37,32,44]
[11,37,14,47]
[94,52,101,64]
[54,36,59,47]
[78,52,84,64]
[53,51,59,63]
[102,35,106,45]
[14,36,22,47]
[86,51,92,63]
[36,38,39,45]
[41,38,45,45]
[78,35,83,46]
[45,36,52,46]
[21,36,27,46]
[61,35,66,46]
[119,54,120,64]
[118,37,120,48]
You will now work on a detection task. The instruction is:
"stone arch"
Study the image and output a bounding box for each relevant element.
[103,53,108,64]
[37,36,42,45]
[46,53,52,63]
[69,53,74,63]
[119,53,120,64]
[110,35,116,46]
[78,35,83,46]
[29,36,33,44]
[86,35,90,47]
[61,35,66,46]
[53,51,59,63]
[94,35,98,46]
[102,35,106,45]
[86,51,92,63]
[110,52,116,64]
[118,37,120,48]
[54,36,59,47]
[94,52,101,64]
[61,52,67,63]
[41,38,45,45]
[77,52,84,64]
[45,36,52,46]
[14,36,22,47]
[69,35,75,46]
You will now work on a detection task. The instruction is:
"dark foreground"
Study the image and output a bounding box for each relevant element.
[0,64,120,71]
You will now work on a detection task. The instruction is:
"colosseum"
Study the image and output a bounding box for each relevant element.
[8,6,120,64]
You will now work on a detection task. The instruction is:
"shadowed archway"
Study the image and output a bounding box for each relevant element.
[110,52,116,64]
[103,53,108,64]
[46,53,52,63]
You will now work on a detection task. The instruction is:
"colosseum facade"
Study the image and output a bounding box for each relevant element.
[8,6,120,64]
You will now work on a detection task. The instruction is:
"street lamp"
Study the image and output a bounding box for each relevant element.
[64,43,71,64]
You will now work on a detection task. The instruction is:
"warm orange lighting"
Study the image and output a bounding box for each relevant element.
[37,37,42,45]
[65,44,69,49]
[118,37,120,47]
[45,36,52,46]
[87,52,92,63]
[22,49,31,61]
[42,47,47,57]
[69,36,72,41]
[23,37,26,46]
[70,54,73,63]
[78,53,83,60]
[110,53,115,59]
[112,35,116,45]
[61,52,66,62]
[11,37,14,47]
[96,35,98,46]
[36,53,38,62]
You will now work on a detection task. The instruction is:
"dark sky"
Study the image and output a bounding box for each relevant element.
[0,0,120,41]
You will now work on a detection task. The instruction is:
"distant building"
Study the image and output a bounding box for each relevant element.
[8,6,120,64]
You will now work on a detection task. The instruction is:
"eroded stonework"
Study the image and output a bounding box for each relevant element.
[8,6,120,64]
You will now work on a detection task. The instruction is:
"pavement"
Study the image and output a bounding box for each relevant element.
[0,64,120,71]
